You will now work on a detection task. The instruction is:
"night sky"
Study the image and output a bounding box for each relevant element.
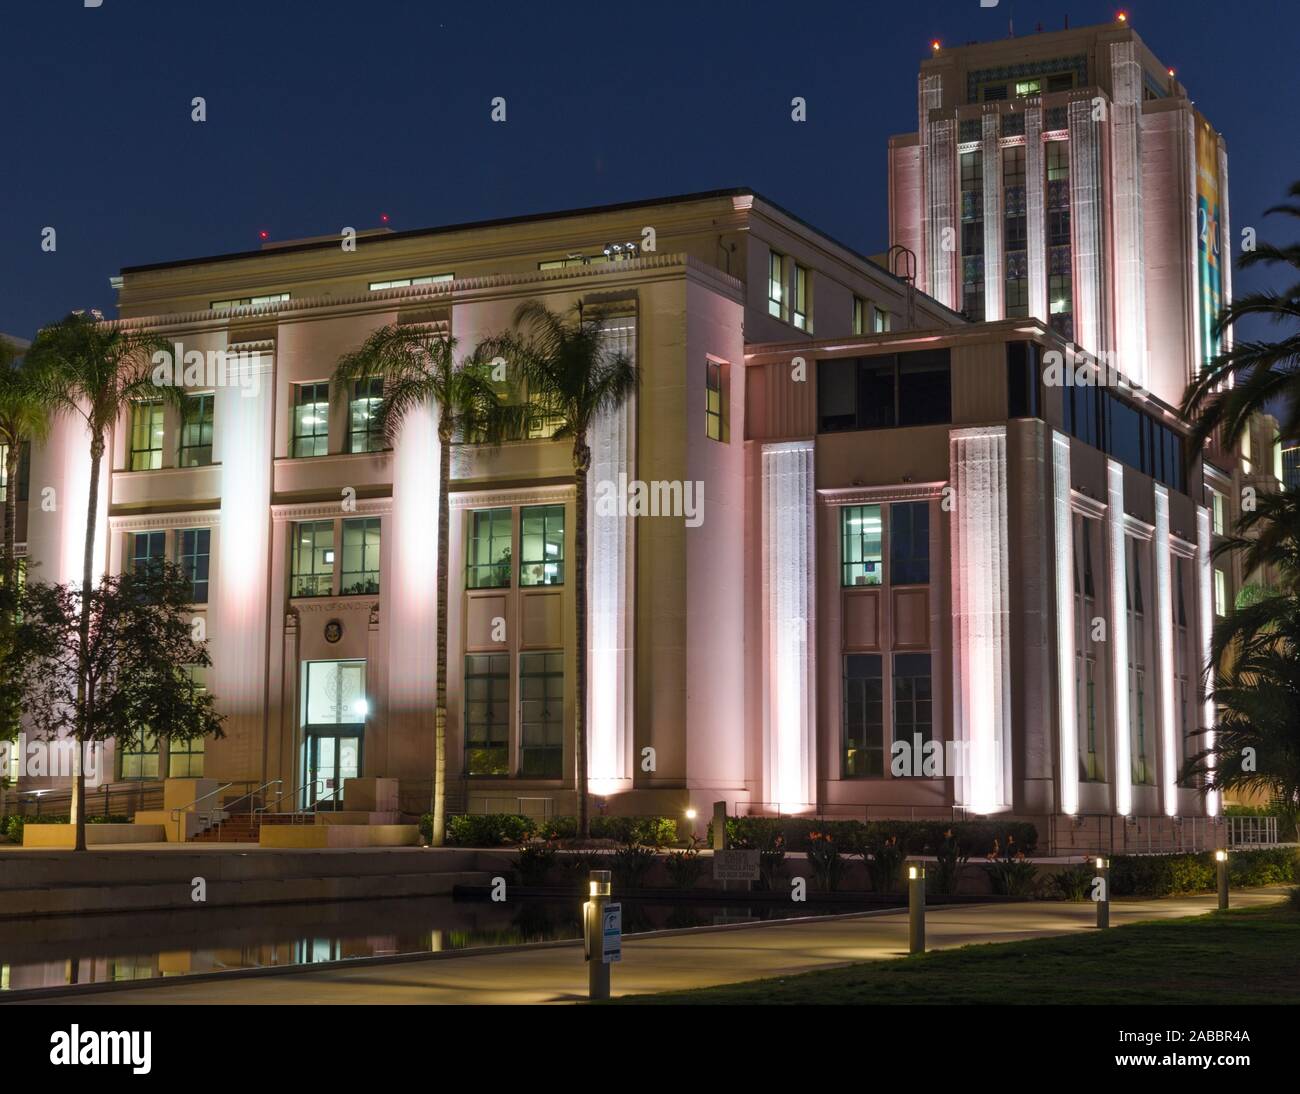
[1,0,1295,340]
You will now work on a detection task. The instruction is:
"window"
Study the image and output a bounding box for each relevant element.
[176,528,210,604]
[1003,145,1028,317]
[210,292,289,309]
[349,377,384,453]
[1007,341,1042,419]
[368,273,453,291]
[305,659,366,724]
[873,308,891,333]
[960,149,985,321]
[292,520,335,597]
[1173,557,1193,785]
[841,505,882,586]
[130,531,165,577]
[768,250,785,319]
[465,653,509,775]
[1046,140,1072,338]
[520,651,563,777]
[341,517,381,595]
[1127,539,1153,786]
[1214,568,1227,617]
[292,382,330,458]
[519,505,564,586]
[168,666,208,777]
[179,393,214,467]
[890,502,930,585]
[119,731,159,780]
[1074,516,1101,781]
[852,296,867,336]
[1015,78,1041,96]
[893,653,933,746]
[705,359,728,442]
[129,400,164,471]
[467,508,512,589]
[1211,489,1226,536]
[842,654,883,777]
[791,263,811,331]
[817,351,952,433]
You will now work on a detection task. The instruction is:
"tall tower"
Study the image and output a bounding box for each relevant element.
[889,17,1229,409]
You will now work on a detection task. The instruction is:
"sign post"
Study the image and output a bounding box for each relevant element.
[583,869,616,1000]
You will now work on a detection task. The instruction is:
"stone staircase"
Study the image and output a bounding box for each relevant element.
[190,811,314,844]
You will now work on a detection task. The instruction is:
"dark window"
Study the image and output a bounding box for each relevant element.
[464,653,509,775]
[893,653,933,746]
[520,651,563,778]
[817,351,952,433]
[131,531,165,577]
[1106,394,1143,471]
[179,393,214,467]
[1007,341,1042,419]
[890,502,930,585]
[176,528,210,603]
[843,654,883,777]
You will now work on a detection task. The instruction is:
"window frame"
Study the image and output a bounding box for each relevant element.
[292,382,330,459]
[129,400,165,471]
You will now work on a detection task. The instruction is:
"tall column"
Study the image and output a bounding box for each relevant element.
[950,427,1013,813]
[1026,104,1048,325]
[587,316,637,795]
[925,115,958,310]
[761,440,815,812]
[1051,432,1078,814]
[1110,42,1148,389]
[1153,485,1177,816]
[1196,505,1220,816]
[1069,98,1106,359]
[980,112,1003,321]
[1105,459,1132,816]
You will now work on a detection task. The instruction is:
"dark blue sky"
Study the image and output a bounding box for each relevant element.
[1,0,1295,338]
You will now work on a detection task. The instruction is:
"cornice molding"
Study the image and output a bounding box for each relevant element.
[450,483,575,510]
[271,497,392,523]
[817,481,946,505]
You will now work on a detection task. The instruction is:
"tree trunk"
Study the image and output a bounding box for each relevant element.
[573,437,591,839]
[2,440,18,590]
[72,436,104,853]
[432,416,451,847]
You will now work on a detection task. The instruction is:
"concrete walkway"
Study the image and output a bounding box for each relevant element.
[20,887,1287,1006]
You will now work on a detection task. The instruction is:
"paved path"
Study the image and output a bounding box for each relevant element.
[21,888,1286,1005]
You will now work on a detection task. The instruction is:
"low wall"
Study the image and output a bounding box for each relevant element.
[22,824,167,848]
[260,824,420,848]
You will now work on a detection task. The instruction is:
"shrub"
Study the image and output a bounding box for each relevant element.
[860,835,904,894]
[1109,848,1300,897]
[442,813,537,847]
[610,843,656,889]
[3,813,129,844]
[931,829,969,896]
[665,842,708,889]
[514,842,558,886]
[1051,864,1093,902]
[591,816,678,847]
[805,830,849,892]
[718,817,1036,857]
[986,860,1039,896]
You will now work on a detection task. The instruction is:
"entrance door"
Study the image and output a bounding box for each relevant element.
[304,733,361,810]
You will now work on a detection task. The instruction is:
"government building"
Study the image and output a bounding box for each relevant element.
[13,19,1268,841]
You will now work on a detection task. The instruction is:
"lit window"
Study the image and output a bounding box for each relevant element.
[1211,489,1226,536]
[768,250,785,319]
[467,508,512,589]
[120,731,159,780]
[292,520,335,597]
[792,263,811,331]
[465,653,509,775]
[519,505,564,586]
[176,528,210,603]
[179,393,214,467]
[705,359,728,442]
[292,383,329,458]
[368,273,453,291]
[520,651,563,777]
[210,293,289,310]
[348,377,384,453]
[1214,568,1227,618]
[873,307,891,333]
[304,659,366,725]
[168,666,208,778]
[340,517,381,595]
[853,296,868,336]
[129,400,165,471]
[1015,79,1041,96]
[841,504,882,586]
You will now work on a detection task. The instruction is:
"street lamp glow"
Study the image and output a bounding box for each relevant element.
[1215,849,1227,862]
[352,698,369,718]
[685,808,697,820]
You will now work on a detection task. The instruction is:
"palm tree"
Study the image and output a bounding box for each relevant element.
[333,325,504,847]
[0,338,51,591]
[1182,179,1300,453]
[25,312,175,851]
[475,302,637,838]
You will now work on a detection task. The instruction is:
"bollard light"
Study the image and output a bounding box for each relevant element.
[908,863,926,955]
[583,869,614,1000]
[1094,857,1110,929]
[1215,849,1229,910]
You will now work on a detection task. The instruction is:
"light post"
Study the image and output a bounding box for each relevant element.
[1094,857,1110,929]
[908,863,926,954]
[1215,849,1229,910]
[583,869,615,1000]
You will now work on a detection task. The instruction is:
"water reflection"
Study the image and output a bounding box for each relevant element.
[0,897,871,993]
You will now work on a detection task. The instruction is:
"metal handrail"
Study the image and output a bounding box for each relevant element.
[194,778,282,841]
[257,778,340,818]
[169,781,235,823]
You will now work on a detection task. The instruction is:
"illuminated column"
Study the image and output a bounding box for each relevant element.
[980,112,1003,321]
[587,317,637,795]
[1153,485,1177,816]
[1196,505,1220,816]
[1110,42,1148,389]
[761,440,815,812]
[27,413,109,586]
[949,427,1012,813]
[1051,432,1078,815]
[387,398,439,771]
[1026,104,1048,325]
[1105,459,1132,816]
[1069,98,1106,358]
[925,115,958,309]
[211,350,274,777]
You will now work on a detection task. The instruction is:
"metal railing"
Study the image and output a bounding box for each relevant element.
[256,778,340,821]
[13,781,164,819]
[1227,815,1279,848]
[735,801,973,823]
[194,779,282,841]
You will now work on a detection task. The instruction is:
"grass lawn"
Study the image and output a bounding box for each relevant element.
[613,898,1300,1005]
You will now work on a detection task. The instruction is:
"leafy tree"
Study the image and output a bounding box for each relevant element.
[0,338,52,590]
[10,563,223,845]
[333,325,504,846]
[475,302,637,837]
[24,312,175,849]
